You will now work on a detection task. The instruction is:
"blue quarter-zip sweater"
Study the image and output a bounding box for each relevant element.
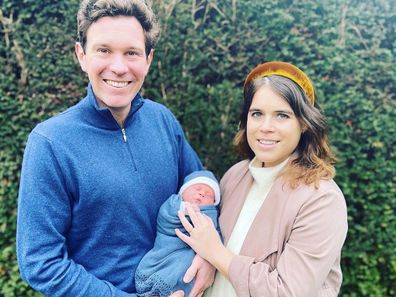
[17,85,202,297]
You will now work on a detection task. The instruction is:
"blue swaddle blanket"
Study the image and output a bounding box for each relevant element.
[135,194,219,297]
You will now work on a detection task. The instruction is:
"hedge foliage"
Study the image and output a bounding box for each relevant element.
[0,0,395,296]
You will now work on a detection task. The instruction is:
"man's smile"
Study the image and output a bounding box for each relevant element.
[104,79,131,88]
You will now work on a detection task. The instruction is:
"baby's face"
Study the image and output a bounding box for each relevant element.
[182,183,215,206]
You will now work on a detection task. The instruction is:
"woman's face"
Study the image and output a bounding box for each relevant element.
[246,85,302,167]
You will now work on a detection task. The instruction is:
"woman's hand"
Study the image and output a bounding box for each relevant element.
[175,202,235,277]
[176,202,222,262]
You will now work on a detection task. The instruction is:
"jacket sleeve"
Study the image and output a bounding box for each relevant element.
[16,132,134,297]
[227,188,348,297]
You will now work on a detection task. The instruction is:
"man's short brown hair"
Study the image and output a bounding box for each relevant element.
[77,0,160,56]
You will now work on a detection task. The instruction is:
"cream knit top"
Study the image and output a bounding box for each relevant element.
[204,157,289,297]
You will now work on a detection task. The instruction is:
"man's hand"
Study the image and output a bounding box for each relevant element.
[168,291,184,297]
[152,291,184,297]
[183,255,216,297]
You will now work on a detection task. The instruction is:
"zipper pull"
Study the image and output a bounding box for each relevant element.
[121,128,127,142]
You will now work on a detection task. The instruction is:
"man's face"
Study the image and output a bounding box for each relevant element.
[75,16,152,121]
[182,183,215,206]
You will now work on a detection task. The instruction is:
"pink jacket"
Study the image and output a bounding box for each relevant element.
[219,160,348,297]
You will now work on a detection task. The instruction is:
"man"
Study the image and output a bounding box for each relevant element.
[17,1,214,296]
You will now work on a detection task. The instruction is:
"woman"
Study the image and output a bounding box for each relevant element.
[176,61,348,297]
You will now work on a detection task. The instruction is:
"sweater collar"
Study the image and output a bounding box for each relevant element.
[84,83,144,129]
[248,157,289,190]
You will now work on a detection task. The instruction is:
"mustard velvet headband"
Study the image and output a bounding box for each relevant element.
[243,61,315,105]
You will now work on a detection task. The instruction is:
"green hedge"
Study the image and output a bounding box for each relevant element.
[0,0,395,296]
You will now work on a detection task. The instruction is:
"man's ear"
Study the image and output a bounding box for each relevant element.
[75,42,87,72]
[144,49,154,75]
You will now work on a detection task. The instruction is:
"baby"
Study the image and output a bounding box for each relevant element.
[135,170,220,297]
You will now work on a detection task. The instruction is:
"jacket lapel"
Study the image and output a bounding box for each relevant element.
[219,168,253,246]
[220,161,290,261]
[239,180,287,260]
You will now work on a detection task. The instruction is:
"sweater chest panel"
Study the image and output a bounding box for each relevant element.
[54,126,179,231]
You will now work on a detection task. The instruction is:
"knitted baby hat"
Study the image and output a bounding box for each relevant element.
[178,170,221,205]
